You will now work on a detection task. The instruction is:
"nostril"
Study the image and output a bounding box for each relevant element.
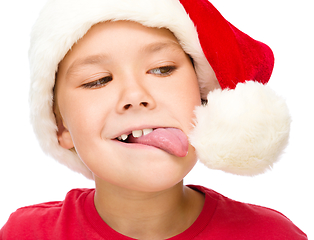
[123,102,148,110]
[124,104,132,110]
[140,102,148,107]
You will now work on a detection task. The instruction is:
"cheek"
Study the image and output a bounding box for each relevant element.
[59,90,111,143]
[166,72,201,126]
[175,66,201,102]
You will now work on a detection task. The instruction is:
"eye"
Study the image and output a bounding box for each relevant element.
[148,66,176,76]
[81,76,112,89]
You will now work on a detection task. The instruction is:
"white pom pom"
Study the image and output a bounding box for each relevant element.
[189,81,291,176]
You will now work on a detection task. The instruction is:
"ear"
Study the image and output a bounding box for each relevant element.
[56,119,74,150]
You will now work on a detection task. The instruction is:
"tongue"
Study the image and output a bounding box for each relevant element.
[128,128,189,157]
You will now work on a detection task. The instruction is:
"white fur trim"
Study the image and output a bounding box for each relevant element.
[29,0,216,179]
[189,81,291,176]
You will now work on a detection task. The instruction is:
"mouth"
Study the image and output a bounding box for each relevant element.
[115,128,154,143]
[112,127,189,157]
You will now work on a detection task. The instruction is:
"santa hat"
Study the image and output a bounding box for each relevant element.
[29,0,290,179]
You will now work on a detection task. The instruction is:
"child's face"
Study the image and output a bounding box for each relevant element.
[55,21,204,192]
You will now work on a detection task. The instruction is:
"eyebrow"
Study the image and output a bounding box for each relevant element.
[66,54,110,77]
[65,41,183,77]
[140,41,183,54]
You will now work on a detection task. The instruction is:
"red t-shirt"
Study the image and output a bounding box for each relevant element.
[0,185,307,239]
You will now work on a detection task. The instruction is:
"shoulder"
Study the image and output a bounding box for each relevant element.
[5,188,92,222]
[0,188,94,240]
[190,185,307,240]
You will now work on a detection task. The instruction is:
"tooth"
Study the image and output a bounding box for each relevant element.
[118,136,122,140]
[143,128,153,136]
[121,134,128,141]
[132,130,143,138]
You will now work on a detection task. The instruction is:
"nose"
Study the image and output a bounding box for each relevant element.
[116,78,156,113]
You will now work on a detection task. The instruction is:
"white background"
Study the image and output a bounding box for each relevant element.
[0,0,313,238]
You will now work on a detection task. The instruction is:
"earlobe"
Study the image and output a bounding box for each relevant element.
[57,120,74,150]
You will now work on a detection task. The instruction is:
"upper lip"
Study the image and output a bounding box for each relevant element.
[111,124,180,140]
[111,125,161,140]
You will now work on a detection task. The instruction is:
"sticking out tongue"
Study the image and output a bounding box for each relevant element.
[128,128,189,157]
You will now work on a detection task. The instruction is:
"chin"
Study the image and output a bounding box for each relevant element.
[122,155,197,193]
[90,144,197,192]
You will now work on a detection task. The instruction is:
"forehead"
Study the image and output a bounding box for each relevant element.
[58,21,185,74]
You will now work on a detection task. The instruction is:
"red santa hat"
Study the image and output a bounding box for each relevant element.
[29,0,290,179]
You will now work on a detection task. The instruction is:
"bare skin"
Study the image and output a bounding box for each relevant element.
[94,180,204,239]
[54,21,216,239]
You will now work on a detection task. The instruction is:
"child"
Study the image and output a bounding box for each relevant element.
[0,0,308,239]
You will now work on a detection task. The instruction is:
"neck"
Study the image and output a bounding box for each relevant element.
[94,179,204,240]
